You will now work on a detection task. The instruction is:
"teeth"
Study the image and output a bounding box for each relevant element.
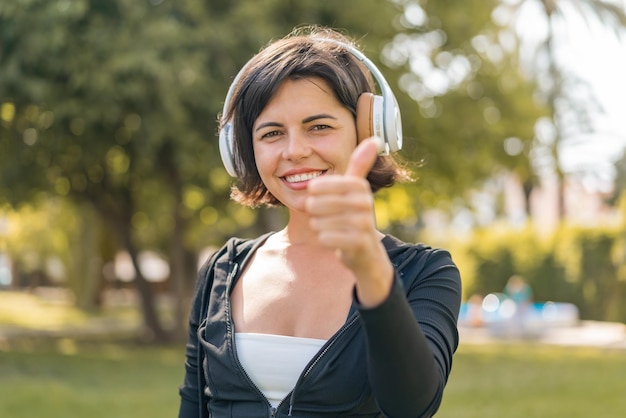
[284,171,323,183]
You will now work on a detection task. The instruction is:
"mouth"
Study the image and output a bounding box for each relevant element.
[282,170,325,184]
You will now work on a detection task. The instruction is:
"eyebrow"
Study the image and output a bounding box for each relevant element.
[303,113,337,124]
[254,114,337,132]
[255,122,283,132]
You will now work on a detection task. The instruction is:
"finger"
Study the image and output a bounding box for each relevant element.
[310,213,372,234]
[344,137,381,178]
[316,230,364,250]
[306,175,371,195]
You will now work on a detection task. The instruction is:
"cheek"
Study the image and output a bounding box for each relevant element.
[333,142,358,174]
[252,145,274,179]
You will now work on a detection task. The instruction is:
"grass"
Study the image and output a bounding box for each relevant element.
[437,343,626,418]
[1,289,178,418]
[0,289,140,336]
[2,290,626,417]
[3,340,625,417]
[0,339,183,418]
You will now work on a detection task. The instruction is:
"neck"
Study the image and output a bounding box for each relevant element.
[273,210,321,246]
[275,207,385,246]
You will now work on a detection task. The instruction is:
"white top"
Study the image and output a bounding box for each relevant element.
[235,332,327,408]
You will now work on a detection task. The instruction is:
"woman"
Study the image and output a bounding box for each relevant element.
[179,26,461,418]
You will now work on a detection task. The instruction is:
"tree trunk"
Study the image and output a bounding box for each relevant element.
[543,3,566,222]
[102,206,170,343]
[158,142,190,340]
[122,229,170,342]
[170,193,188,341]
[522,178,534,219]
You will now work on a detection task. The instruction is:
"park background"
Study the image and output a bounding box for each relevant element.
[1,0,626,417]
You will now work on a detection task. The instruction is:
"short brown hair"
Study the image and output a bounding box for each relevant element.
[222,26,411,207]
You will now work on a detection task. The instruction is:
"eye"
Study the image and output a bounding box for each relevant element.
[260,130,282,140]
[311,124,331,131]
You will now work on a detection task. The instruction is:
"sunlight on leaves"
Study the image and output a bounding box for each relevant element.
[105,146,130,176]
[0,102,15,123]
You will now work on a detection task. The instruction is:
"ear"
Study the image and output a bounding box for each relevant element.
[356,93,374,143]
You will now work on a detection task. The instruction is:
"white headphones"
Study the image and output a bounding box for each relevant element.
[218,38,403,177]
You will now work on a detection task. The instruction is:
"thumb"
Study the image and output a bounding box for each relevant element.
[344,137,381,178]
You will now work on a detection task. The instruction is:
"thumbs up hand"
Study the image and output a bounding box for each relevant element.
[343,135,381,178]
[306,137,394,307]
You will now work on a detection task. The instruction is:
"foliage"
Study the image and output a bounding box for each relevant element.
[383,0,547,214]
[0,199,103,301]
[453,222,626,323]
[493,0,626,218]
[0,0,567,338]
[0,0,547,237]
[0,0,404,339]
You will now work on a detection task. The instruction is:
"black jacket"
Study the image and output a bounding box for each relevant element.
[179,233,461,417]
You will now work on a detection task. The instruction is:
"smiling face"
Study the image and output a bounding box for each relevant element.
[252,77,357,211]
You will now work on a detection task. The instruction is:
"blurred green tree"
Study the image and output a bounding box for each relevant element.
[375,0,547,232]
[0,0,558,340]
[493,0,626,219]
[0,0,402,341]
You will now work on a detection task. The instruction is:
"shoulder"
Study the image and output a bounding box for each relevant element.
[382,234,460,288]
[191,232,275,316]
[200,232,274,268]
[195,232,274,292]
[382,234,455,267]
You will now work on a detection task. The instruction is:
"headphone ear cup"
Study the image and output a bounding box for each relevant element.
[357,93,388,154]
[356,93,375,143]
[219,122,238,177]
[383,95,402,153]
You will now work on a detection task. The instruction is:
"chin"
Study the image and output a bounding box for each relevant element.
[280,198,308,214]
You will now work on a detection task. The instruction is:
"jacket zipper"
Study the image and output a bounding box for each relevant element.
[225,257,382,416]
[301,313,360,379]
[284,313,361,415]
[225,261,278,417]
[285,254,415,414]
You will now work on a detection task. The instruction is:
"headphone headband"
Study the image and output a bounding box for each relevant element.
[219,37,402,177]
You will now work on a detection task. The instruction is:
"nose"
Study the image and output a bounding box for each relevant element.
[282,131,312,161]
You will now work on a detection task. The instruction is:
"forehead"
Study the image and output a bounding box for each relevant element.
[257,77,343,117]
[275,77,333,99]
